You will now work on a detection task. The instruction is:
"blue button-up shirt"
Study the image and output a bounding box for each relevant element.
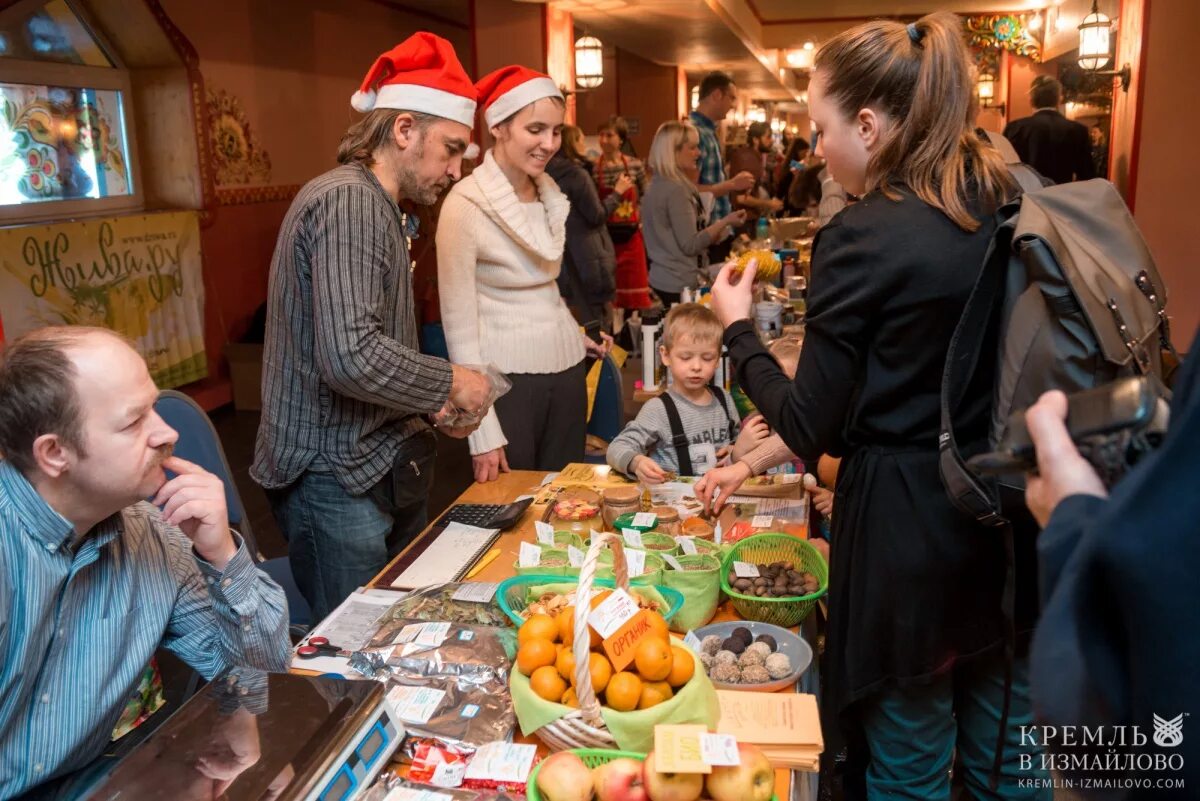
[0,461,290,798]
[690,110,729,220]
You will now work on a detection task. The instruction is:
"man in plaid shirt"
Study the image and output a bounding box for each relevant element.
[689,70,756,263]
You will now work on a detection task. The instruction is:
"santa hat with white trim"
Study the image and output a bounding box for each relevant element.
[475,65,563,129]
[350,32,476,128]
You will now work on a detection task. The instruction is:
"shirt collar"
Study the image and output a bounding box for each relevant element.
[0,460,124,552]
[355,162,421,240]
[689,110,717,131]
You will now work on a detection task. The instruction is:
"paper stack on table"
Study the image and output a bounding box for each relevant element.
[715,690,823,772]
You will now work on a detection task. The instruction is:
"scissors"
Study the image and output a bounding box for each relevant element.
[296,636,349,659]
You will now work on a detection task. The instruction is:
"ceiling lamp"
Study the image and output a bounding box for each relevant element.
[802,40,814,51]
[1077,0,1131,91]
[575,35,604,90]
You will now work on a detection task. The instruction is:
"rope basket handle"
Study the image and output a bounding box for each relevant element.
[572,531,630,727]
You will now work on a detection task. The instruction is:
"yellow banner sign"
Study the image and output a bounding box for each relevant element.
[0,211,207,388]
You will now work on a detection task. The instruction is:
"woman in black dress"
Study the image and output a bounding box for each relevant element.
[703,12,1049,801]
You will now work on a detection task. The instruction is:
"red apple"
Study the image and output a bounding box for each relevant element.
[642,750,703,801]
[594,756,649,801]
[537,751,595,801]
[704,743,774,801]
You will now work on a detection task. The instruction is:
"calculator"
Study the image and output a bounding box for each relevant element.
[433,497,533,531]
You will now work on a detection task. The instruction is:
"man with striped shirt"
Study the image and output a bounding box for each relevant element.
[0,327,290,798]
[251,34,493,621]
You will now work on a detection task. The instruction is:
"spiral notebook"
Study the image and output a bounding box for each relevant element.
[381,521,502,589]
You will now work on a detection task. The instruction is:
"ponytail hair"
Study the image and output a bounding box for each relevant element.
[814,11,1015,231]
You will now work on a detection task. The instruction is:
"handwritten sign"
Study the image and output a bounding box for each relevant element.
[676,536,699,555]
[518,542,541,567]
[0,212,207,388]
[601,608,657,672]
[535,521,555,545]
[588,587,640,638]
[622,528,643,548]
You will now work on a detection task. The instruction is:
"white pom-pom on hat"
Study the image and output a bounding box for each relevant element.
[464,142,480,160]
[351,89,377,113]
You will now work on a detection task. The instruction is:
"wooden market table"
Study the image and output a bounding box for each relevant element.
[362,467,820,801]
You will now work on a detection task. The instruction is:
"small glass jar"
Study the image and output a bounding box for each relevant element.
[602,485,641,528]
[549,488,603,534]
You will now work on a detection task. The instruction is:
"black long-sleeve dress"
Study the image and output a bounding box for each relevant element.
[724,185,1041,722]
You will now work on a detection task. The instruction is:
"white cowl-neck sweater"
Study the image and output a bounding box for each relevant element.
[437,150,587,456]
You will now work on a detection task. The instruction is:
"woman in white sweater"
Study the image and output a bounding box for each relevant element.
[438,66,608,482]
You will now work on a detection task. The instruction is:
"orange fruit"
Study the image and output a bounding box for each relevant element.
[530,665,568,702]
[555,647,576,682]
[516,637,557,676]
[589,589,613,610]
[558,606,577,645]
[604,671,642,712]
[519,614,559,646]
[562,686,579,708]
[638,681,670,709]
[588,652,613,694]
[667,646,695,687]
[645,612,671,644]
[633,637,673,681]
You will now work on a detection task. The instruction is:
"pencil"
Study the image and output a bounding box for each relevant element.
[465,548,501,579]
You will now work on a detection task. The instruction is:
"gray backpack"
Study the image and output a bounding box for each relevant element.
[939,133,1177,526]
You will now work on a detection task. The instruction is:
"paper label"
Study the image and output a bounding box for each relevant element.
[458,630,475,641]
[751,514,774,529]
[714,522,724,544]
[385,788,454,801]
[451,582,498,603]
[396,623,424,644]
[676,536,699,555]
[386,685,446,725]
[588,587,640,638]
[415,622,451,647]
[733,561,760,578]
[601,608,657,672]
[431,760,466,788]
[653,724,712,774]
[535,521,555,545]
[518,541,541,567]
[631,512,658,528]
[460,704,479,718]
[621,528,643,548]
[700,733,741,766]
[684,630,703,653]
[662,553,685,571]
[625,547,646,577]
[463,741,537,783]
[567,544,585,567]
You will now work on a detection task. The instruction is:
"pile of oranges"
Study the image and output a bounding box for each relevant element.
[515,590,695,712]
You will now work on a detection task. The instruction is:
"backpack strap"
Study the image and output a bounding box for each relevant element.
[708,386,738,443]
[982,129,1046,196]
[659,393,694,476]
[938,221,1012,528]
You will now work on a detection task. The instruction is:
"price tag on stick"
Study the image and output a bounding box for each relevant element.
[676,536,699,555]
[534,521,555,545]
[518,541,541,568]
[733,561,760,578]
[700,733,741,766]
[622,528,644,548]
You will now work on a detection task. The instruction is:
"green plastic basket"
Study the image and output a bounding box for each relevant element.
[512,547,577,577]
[720,533,828,627]
[612,511,658,532]
[495,574,685,626]
[525,749,780,801]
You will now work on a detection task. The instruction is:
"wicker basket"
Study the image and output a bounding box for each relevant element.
[720,533,828,627]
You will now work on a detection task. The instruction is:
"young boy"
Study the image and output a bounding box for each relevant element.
[607,304,751,483]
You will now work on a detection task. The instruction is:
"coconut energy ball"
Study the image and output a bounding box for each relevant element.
[699,652,715,670]
[765,652,792,679]
[701,635,723,656]
[711,663,741,684]
[737,648,766,668]
[714,650,738,666]
[746,641,772,660]
[741,665,771,684]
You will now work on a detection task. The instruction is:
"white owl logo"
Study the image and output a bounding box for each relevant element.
[1153,713,1184,748]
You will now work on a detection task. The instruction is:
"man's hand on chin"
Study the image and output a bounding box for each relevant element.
[153,456,237,569]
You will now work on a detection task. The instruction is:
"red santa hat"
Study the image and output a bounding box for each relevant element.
[475,65,563,128]
[351,32,476,128]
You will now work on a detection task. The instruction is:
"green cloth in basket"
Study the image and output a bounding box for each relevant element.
[595,549,664,585]
[660,554,722,633]
[510,641,719,753]
[513,548,578,577]
[523,581,672,614]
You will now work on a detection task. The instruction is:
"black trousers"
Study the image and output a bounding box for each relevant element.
[493,360,587,471]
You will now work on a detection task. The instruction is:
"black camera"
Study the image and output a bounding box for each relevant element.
[967,376,1170,488]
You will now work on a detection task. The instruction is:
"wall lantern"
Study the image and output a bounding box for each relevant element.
[690,85,699,109]
[575,35,604,89]
[1078,0,1131,91]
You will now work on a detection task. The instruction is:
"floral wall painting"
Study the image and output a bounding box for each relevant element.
[207,87,271,186]
[965,13,1044,62]
[0,82,131,206]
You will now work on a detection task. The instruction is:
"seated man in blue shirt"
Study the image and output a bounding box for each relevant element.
[0,326,290,798]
